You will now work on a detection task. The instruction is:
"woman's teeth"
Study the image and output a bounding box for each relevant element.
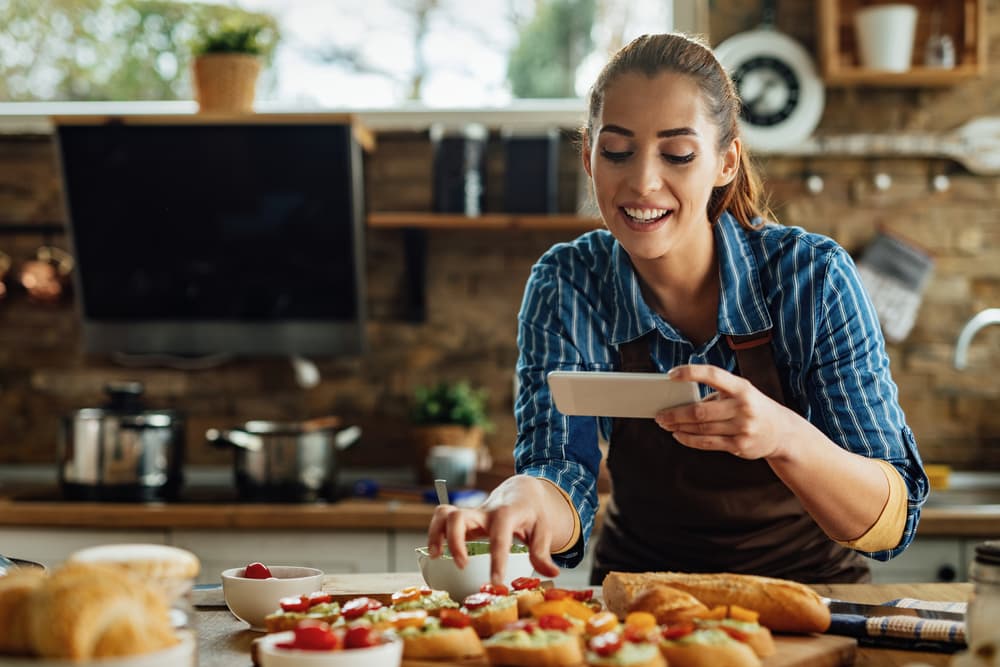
[623,207,671,223]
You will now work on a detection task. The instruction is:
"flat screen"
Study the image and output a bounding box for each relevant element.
[56,118,366,357]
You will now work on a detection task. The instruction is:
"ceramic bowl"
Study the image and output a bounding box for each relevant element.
[415,540,534,603]
[257,631,403,667]
[221,565,324,631]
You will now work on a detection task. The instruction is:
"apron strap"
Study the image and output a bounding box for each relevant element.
[726,331,788,405]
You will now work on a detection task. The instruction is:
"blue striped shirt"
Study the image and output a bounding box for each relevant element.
[514,212,929,568]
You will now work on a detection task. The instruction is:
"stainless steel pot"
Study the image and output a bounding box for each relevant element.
[206,417,361,502]
[59,381,185,501]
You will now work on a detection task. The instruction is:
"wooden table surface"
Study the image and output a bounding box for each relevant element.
[193,574,972,667]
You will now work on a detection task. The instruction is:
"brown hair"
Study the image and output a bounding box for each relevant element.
[584,33,772,229]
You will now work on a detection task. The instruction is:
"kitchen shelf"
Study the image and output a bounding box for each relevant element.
[818,0,986,87]
[367,212,602,230]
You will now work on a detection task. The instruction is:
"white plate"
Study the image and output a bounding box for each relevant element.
[258,631,403,667]
[0,631,195,667]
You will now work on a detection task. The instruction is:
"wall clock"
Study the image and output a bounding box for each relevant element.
[714,27,825,151]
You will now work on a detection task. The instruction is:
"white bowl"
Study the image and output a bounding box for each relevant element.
[415,540,534,603]
[221,565,324,631]
[257,631,403,667]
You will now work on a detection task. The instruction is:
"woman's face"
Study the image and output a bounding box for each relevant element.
[584,70,739,263]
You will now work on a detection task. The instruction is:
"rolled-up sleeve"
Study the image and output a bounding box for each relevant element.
[809,248,929,559]
[514,263,602,568]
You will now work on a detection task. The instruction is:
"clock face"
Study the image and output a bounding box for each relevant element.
[732,56,801,127]
[713,28,824,151]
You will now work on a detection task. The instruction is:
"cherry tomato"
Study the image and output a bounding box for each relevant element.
[279,596,310,613]
[538,614,573,631]
[511,576,541,591]
[440,608,472,629]
[480,583,509,596]
[243,562,272,579]
[543,588,573,601]
[570,589,594,602]
[419,586,434,596]
[661,622,696,640]
[463,592,494,610]
[624,625,656,643]
[392,586,422,604]
[585,611,619,636]
[344,625,379,649]
[394,609,428,629]
[290,620,339,650]
[721,626,750,642]
[341,596,382,620]
[306,591,332,607]
[589,631,623,657]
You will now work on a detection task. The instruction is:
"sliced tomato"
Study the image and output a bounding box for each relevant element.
[661,622,696,640]
[391,586,422,604]
[721,625,750,642]
[395,609,428,629]
[543,588,573,601]
[538,614,573,631]
[570,589,594,602]
[463,592,494,609]
[623,625,656,643]
[589,631,623,657]
[480,583,509,596]
[243,562,272,579]
[419,586,434,596]
[510,576,541,591]
[341,596,382,620]
[279,595,310,613]
[439,608,472,629]
[306,591,332,607]
[585,611,619,636]
[290,620,339,650]
[344,625,379,649]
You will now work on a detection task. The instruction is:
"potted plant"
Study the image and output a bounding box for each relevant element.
[410,381,493,484]
[191,21,269,112]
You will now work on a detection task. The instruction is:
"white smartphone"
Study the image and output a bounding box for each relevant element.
[547,370,701,418]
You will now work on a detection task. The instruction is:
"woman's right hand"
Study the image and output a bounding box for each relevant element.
[426,474,565,585]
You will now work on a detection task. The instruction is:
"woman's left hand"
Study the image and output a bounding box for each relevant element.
[655,364,798,461]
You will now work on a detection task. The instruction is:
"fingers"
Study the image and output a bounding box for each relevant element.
[527,526,559,578]
[668,364,749,396]
[657,394,736,428]
[488,508,514,585]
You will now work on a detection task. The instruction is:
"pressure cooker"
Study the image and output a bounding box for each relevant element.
[59,381,184,501]
[207,417,361,502]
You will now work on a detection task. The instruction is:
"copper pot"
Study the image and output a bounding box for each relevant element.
[19,246,74,303]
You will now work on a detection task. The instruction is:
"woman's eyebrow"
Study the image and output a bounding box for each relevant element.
[598,124,698,138]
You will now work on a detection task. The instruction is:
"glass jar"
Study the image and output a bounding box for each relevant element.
[967,540,1000,650]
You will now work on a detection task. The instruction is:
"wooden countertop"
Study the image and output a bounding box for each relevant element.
[0,492,997,536]
[196,574,972,667]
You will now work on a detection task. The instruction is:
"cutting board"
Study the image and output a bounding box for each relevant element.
[323,574,858,667]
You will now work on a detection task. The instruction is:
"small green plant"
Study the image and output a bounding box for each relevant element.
[411,381,493,430]
[193,21,270,56]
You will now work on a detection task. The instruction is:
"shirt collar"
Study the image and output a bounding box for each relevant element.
[609,212,772,346]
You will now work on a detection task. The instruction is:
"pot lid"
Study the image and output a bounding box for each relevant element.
[67,381,181,423]
[243,415,341,435]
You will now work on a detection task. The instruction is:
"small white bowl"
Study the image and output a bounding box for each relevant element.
[257,631,403,667]
[221,565,324,631]
[416,540,535,602]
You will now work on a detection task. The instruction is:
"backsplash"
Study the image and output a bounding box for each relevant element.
[2,0,1000,470]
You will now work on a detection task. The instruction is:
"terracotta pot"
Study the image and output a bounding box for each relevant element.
[192,53,261,112]
[411,424,484,485]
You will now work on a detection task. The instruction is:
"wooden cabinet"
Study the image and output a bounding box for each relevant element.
[817,0,986,86]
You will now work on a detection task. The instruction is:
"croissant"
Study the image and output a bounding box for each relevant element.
[0,567,47,655]
[27,562,178,660]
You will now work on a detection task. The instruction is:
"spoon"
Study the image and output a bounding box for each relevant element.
[434,478,449,505]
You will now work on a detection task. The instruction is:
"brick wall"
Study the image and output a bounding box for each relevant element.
[1,0,1000,470]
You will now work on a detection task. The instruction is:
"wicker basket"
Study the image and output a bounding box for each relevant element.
[192,53,261,112]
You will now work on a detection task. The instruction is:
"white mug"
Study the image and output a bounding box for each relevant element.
[854,4,918,72]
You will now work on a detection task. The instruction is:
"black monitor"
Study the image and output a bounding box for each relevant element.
[54,115,366,358]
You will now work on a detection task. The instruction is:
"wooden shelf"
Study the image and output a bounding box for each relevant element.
[367,212,602,230]
[818,0,986,87]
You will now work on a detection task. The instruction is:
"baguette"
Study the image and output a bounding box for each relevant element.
[483,622,584,667]
[464,593,519,638]
[602,571,830,633]
[626,584,710,625]
[659,634,761,667]
[401,624,484,659]
[695,618,775,657]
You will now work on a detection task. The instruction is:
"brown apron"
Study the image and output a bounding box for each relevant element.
[591,330,869,584]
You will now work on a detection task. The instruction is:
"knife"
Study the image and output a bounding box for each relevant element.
[824,598,966,621]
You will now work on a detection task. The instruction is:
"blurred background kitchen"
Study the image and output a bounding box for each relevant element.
[1,0,999,583]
